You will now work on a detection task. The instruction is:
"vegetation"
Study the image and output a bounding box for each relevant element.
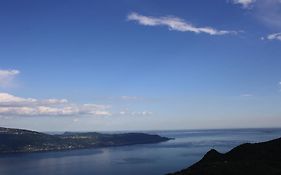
[0,127,170,153]
[168,137,281,175]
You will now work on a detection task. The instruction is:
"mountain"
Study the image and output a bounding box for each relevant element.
[0,127,171,153]
[168,137,281,175]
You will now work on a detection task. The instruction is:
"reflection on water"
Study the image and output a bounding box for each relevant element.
[116,157,156,164]
[1,128,281,175]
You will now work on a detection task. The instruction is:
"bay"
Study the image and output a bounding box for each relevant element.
[1,128,281,175]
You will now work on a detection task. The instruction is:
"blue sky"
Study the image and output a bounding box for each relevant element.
[0,0,281,131]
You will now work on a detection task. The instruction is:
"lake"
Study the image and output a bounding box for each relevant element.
[1,128,281,175]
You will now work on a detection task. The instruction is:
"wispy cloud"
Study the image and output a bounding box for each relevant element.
[0,92,111,117]
[0,69,20,88]
[127,12,238,36]
[236,0,281,29]
[119,108,152,116]
[231,0,256,8]
[231,0,281,39]
[241,94,253,97]
[120,96,143,101]
[0,93,152,118]
[255,0,281,29]
[264,32,281,41]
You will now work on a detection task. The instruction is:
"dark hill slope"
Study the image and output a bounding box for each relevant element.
[168,137,281,175]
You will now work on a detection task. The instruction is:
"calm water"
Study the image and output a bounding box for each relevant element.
[1,128,281,175]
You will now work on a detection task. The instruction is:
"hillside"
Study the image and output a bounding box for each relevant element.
[0,127,170,153]
[168,137,281,175]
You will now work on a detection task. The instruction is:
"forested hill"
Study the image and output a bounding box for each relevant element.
[0,127,170,153]
[168,136,281,175]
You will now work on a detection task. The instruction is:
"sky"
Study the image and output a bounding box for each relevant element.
[1,0,281,131]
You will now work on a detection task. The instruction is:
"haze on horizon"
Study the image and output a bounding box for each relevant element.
[1,0,281,132]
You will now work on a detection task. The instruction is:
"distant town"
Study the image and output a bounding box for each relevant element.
[0,127,171,153]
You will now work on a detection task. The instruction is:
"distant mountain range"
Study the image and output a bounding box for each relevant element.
[0,127,171,153]
[168,136,281,175]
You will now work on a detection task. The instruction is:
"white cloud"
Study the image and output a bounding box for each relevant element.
[231,0,256,8]
[0,69,20,88]
[266,32,281,41]
[0,93,68,107]
[133,111,152,116]
[127,12,238,35]
[0,92,36,104]
[119,108,152,116]
[43,99,68,104]
[73,118,79,122]
[0,92,111,117]
[120,96,144,101]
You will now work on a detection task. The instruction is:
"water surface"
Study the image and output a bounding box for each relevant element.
[1,128,281,175]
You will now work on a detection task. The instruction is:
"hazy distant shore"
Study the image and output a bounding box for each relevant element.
[0,127,171,154]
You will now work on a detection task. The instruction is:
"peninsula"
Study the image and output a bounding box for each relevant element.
[0,127,170,153]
